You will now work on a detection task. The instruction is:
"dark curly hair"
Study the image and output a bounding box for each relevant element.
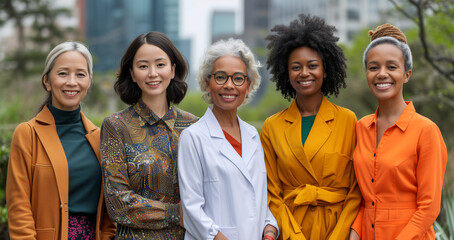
[114,31,188,105]
[266,14,347,101]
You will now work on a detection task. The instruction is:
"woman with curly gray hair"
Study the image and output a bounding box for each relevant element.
[260,14,361,240]
[178,38,279,240]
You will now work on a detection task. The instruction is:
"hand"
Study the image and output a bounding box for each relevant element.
[178,202,184,227]
[263,224,277,239]
[214,231,229,240]
[349,229,360,240]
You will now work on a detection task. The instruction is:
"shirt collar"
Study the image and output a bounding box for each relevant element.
[367,101,416,131]
[133,98,176,129]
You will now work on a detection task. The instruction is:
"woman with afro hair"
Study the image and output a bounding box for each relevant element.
[259,14,361,240]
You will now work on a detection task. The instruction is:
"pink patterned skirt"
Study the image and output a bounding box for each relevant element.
[68,213,96,240]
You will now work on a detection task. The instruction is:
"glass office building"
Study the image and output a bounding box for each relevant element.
[85,0,189,72]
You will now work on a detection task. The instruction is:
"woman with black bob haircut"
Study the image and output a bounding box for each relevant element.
[260,14,361,239]
[101,31,198,239]
[114,31,189,105]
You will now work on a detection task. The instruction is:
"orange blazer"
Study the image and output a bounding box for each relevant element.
[351,102,447,240]
[6,106,115,240]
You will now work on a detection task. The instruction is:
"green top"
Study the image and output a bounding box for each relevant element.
[301,115,316,146]
[48,104,101,215]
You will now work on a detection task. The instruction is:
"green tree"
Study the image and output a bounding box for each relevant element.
[388,0,454,147]
[389,0,454,83]
[0,0,75,85]
[333,30,376,119]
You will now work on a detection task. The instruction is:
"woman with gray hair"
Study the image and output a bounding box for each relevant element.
[6,41,115,239]
[178,38,279,240]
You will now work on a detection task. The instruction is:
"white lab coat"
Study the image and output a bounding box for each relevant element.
[178,107,278,240]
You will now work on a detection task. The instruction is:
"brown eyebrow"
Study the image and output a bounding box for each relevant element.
[135,60,149,64]
[135,58,168,64]
[289,59,320,65]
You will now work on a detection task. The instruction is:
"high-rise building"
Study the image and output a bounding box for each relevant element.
[242,0,270,102]
[179,0,243,89]
[84,0,189,72]
[211,11,236,39]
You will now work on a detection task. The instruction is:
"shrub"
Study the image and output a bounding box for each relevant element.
[435,192,454,240]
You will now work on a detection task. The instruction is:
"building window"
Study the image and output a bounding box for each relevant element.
[347,9,359,21]
[211,11,235,38]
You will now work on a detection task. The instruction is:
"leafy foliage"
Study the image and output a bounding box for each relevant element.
[0,0,79,84]
[0,124,12,239]
[434,192,454,240]
[389,0,454,83]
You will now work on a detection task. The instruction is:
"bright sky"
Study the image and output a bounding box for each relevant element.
[180,0,243,73]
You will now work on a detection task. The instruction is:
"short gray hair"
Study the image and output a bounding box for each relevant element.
[363,36,413,71]
[198,38,261,105]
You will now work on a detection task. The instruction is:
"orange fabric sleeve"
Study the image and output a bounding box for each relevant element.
[395,123,447,239]
[351,201,364,237]
[6,123,37,239]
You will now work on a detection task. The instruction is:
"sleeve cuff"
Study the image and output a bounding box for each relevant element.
[351,206,364,237]
[165,203,180,225]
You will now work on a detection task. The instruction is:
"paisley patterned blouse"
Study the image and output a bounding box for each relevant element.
[101,99,198,239]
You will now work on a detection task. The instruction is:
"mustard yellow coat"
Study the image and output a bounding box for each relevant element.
[6,106,115,240]
[260,97,361,240]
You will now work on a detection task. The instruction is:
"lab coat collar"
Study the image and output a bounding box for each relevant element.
[203,107,258,184]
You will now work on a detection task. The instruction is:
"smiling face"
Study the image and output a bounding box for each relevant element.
[288,46,326,100]
[207,55,250,115]
[365,43,411,103]
[130,44,175,103]
[43,50,91,111]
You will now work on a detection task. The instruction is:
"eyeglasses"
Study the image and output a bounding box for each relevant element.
[209,71,248,86]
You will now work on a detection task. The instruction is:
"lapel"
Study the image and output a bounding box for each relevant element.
[204,107,254,184]
[303,97,333,161]
[33,106,68,204]
[284,100,317,181]
[80,112,101,163]
[238,117,259,172]
[33,107,101,205]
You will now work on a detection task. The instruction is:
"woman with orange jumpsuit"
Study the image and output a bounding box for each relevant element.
[349,24,448,240]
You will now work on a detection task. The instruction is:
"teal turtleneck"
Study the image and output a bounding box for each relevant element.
[301,115,316,146]
[48,104,101,215]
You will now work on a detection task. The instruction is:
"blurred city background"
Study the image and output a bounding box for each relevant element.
[0,0,453,238]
